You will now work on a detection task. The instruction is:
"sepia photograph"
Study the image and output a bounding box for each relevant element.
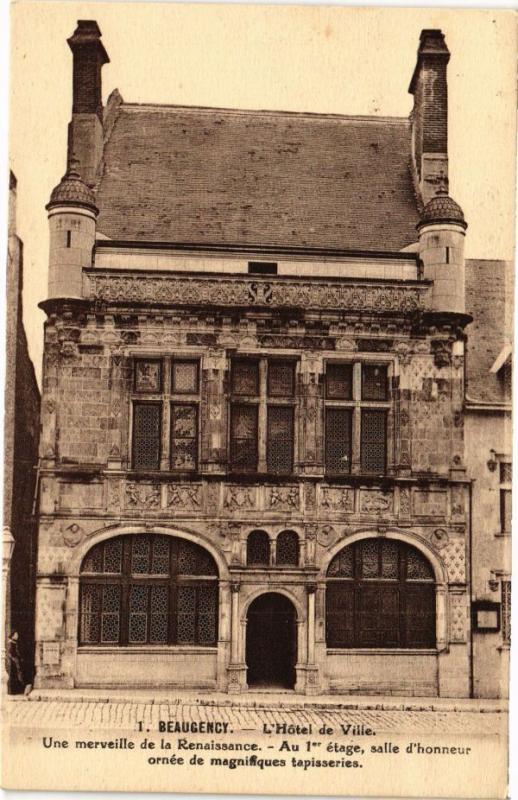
[1,1,515,797]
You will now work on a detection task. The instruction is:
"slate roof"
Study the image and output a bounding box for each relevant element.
[95,103,420,251]
[465,259,513,404]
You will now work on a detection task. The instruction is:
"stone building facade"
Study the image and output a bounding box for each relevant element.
[33,22,509,697]
[5,172,41,689]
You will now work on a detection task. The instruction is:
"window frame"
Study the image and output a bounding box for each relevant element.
[78,535,219,647]
[229,357,297,475]
[130,356,201,473]
[499,461,512,536]
[326,539,436,649]
[324,360,391,477]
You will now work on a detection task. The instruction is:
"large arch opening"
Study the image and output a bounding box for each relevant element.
[78,534,219,647]
[246,593,297,689]
[326,537,436,649]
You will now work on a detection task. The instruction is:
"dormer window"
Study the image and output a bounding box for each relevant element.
[248,261,278,275]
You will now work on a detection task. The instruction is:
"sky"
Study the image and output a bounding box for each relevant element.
[5,2,518,380]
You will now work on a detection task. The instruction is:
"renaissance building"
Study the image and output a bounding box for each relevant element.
[33,22,510,697]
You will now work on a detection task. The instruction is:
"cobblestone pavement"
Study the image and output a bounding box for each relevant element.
[5,697,506,737]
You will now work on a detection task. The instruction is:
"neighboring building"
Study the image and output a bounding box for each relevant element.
[33,22,510,697]
[5,172,41,691]
[465,259,513,698]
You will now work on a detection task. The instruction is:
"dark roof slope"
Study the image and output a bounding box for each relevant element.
[465,259,514,404]
[95,103,420,250]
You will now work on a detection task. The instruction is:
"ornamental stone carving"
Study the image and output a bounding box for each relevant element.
[359,489,393,514]
[125,482,161,510]
[167,484,202,511]
[63,522,85,548]
[442,538,466,583]
[88,272,424,314]
[267,486,300,511]
[430,527,449,550]
[224,486,255,511]
[449,594,467,642]
[399,487,411,516]
[320,487,355,513]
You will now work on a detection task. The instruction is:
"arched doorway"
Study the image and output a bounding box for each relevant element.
[246,593,297,689]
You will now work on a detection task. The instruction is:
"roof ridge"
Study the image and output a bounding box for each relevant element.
[117,101,410,124]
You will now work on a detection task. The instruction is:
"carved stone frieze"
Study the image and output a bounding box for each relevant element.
[125,482,161,510]
[224,485,255,511]
[167,484,202,511]
[267,486,300,511]
[88,272,424,313]
[359,489,393,514]
[320,487,355,513]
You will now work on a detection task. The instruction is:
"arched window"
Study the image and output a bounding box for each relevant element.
[79,535,218,646]
[276,530,299,566]
[326,538,435,649]
[247,530,270,566]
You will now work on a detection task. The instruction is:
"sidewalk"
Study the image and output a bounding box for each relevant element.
[19,687,507,714]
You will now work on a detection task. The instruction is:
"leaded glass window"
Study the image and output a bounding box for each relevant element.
[267,406,294,474]
[276,531,299,566]
[324,362,390,477]
[230,404,258,471]
[232,360,259,396]
[132,402,161,470]
[171,403,198,470]
[230,357,297,475]
[172,361,199,394]
[325,408,352,474]
[247,530,270,566]
[79,535,218,647]
[131,356,200,474]
[326,539,435,648]
[361,410,387,474]
[362,365,388,401]
[326,364,353,400]
[268,362,295,397]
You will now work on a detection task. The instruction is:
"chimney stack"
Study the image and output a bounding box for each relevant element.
[67,20,110,187]
[409,29,450,206]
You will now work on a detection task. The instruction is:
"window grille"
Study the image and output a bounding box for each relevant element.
[268,362,295,397]
[326,539,435,649]
[232,360,259,396]
[362,364,388,401]
[171,403,198,470]
[326,363,353,399]
[502,580,511,644]
[500,462,512,483]
[79,535,218,647]
[230,404,258,471]
[276,530,299,566]
[132,402,161,470]
[267,406,294,474]
[360,410,387,473]
[172,361,199,394]
[325,408,352,474]
[247,530,270,566]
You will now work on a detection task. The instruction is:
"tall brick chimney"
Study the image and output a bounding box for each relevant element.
[409,29,450,207]
[67,20,110,187]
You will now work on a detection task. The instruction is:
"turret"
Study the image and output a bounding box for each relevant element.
[417,189,467,314]
[46,158,98,299]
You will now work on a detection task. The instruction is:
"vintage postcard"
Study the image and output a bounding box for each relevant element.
[2,2,515,798]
